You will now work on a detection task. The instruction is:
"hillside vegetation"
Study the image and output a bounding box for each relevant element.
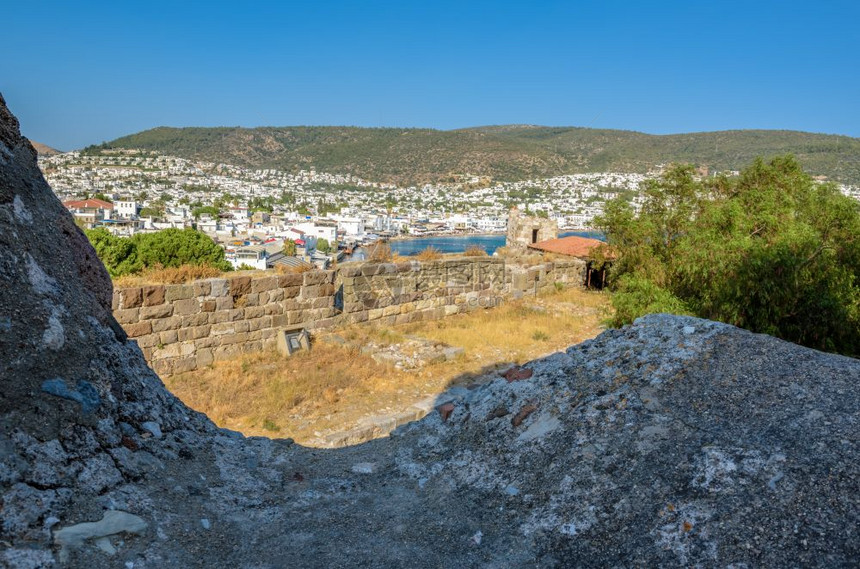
[101,124,860,185]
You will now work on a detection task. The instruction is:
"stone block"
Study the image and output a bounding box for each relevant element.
[120,287,143,309]
[309,316,339,330]
[301,285,321,299]
[142,285,165,306]
[194,336,217,349]
[220,332,249,345]
[346,311,369,324]
[382,305,400,317]
[264,303,284,316]
[196,348,214,367]
[215,297,233,311]
[303,271,327,286]
[172,356,198,375]
[192,325,211,339]
[251,276,278,293]
[193,281,211,297]
[228,276,252,297]
[173,298,200,316]
[140,304,173,320]
[153,343,181,359]
[261,328,279,340]
[186,313,209,326]
[201,299,216,312]
[244,305,265,319]
[248,316,272,332]
[165,285,194,302]
[213,344,243,362]
[115,308,140,325]
[211,323,236,336]
[208,278,229,297]
[339,266,361,278]
[159,329,178,345]
[151,316,183,333]
[152,359,172,377]
[134,333,160,349]
[277,273,303,287]
[123,321,151,338]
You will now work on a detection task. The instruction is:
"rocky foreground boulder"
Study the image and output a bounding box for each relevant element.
[1,95,858,568]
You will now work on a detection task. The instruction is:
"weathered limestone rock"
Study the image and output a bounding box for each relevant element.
[1,95,858,567]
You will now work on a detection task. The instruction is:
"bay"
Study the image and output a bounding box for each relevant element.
[352,231,604,260]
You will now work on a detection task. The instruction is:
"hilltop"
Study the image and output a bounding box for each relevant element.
[29,140,61,155]
[101,124,860,185]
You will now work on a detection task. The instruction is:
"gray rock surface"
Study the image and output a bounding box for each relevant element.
[1,94,858,567]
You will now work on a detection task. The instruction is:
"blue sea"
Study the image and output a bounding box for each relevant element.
[353,231,604,259]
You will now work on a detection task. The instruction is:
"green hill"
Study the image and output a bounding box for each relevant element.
[101,125,860,185]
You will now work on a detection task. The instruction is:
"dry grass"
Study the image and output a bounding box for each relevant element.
[164,285,612,444]
[114,264,224,286]
[166,344,409,437]
[401,286,611,367]
[415,246,443,261]
[275,263,314,274]
[463,245,488,257]
[367,242,394,262]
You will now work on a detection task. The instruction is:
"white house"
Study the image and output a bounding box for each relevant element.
[336,218,363,238]
[231,245,268,270]
[114,200,139,220]
[294,222,336,245]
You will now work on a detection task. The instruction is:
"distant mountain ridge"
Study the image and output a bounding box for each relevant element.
[102,125,860,185]
[29,140,61,155]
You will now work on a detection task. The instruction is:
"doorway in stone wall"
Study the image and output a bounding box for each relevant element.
[585,261,608,290]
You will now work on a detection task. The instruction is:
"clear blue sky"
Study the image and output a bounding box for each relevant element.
[3,0,859,150]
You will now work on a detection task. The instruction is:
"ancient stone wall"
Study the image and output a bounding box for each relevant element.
[113,256,586,376]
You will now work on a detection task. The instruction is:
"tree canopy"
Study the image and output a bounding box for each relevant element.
[85,228,232,277]
[596,156,860,356]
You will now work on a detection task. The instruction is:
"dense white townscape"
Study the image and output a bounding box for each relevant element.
[39,148,860,269]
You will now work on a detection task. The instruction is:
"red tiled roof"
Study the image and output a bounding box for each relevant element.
[62,199,114,210]
[528,235,614,259]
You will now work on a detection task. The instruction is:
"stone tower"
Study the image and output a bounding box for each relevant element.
[505,207,558,250]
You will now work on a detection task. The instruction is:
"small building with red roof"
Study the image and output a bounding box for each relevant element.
[62,198,114,229]
[528,235,613,289]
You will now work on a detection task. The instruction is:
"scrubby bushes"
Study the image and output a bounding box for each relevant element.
[85,227,232,278]
[597,156,860,355]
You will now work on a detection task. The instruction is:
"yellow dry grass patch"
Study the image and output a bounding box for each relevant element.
[114,264,225,286]
[166,345,412,437]
[402,286,611,371]
[165,286,612,442]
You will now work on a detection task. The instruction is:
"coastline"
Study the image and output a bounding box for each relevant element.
[386,228,598,242]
